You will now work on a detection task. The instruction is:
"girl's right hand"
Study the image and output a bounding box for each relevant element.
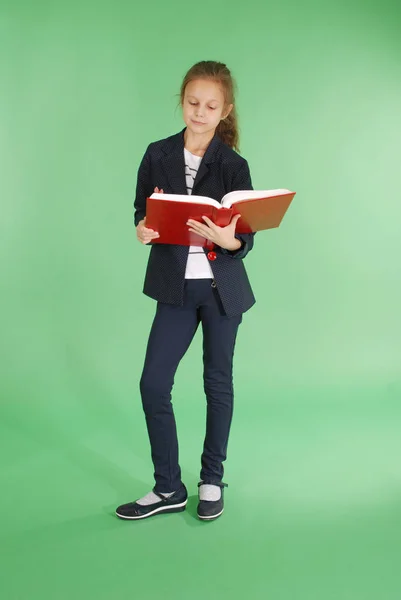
[136,187,163,244]
[136,217,160,244]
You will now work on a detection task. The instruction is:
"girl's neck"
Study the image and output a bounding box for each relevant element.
[183,128,215,157]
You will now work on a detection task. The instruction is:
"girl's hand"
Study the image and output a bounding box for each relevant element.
[187,214,242,251]
[136,187,164,244]
[136,217,159,244]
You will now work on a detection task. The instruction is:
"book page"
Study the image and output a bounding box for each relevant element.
[150,193,221,209]
[221,189,293,208]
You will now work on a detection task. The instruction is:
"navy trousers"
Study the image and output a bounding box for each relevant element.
[139,278,243,493]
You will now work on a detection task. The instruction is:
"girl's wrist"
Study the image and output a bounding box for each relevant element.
[223,238,242,251]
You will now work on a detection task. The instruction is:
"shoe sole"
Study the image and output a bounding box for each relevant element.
[197,508,224,520]
[116,499,187,520]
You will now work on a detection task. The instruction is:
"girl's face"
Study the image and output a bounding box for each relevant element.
[182,79,233,138]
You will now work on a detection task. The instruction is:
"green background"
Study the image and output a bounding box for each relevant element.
[1,0,400,598]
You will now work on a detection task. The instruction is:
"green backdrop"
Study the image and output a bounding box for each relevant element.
[1,0,400,598]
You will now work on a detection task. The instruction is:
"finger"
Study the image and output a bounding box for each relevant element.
[139,231,159,240]
[188,224,207,236]
[187,219,210,232]
[201,215,216,228]
[188,228,207,238]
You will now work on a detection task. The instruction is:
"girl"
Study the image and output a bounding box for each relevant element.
[116,60,256,521]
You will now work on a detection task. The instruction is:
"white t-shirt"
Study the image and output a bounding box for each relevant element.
[184,148,214,279]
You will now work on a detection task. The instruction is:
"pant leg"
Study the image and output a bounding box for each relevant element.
[140,299,200,492]
[199,285,243,484]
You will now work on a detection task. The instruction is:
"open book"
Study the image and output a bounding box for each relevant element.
[145,189,295,247]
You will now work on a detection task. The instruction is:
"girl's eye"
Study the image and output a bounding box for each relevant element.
[188,102,216,110]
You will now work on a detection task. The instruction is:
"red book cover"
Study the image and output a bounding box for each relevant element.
[145,189,296,247]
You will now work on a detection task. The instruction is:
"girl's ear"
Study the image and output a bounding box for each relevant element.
[222,103,234,120]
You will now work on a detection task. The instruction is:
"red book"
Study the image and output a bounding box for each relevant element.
[145,189,296,247]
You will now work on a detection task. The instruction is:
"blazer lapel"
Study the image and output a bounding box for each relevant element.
[161,127,222,196]
[160,129,187,195]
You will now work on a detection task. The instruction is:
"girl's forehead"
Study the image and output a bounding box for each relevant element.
[185,79,224,102]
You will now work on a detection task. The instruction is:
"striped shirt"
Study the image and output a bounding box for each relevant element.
[184,148,214,279]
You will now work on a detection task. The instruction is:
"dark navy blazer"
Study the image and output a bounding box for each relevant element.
[133,128,256,317]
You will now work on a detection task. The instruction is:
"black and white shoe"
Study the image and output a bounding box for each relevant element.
[197,481,228,521]
[116,484,188,520]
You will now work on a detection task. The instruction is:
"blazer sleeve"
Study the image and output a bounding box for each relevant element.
[220,159,256,260]
[133,145,154,227]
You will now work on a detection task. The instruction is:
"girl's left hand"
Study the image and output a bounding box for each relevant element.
[187,214,242,251]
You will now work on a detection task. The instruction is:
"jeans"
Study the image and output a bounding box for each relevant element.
[139,278,242,492]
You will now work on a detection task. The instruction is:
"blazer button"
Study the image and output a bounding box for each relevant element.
[207,251,217,261]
